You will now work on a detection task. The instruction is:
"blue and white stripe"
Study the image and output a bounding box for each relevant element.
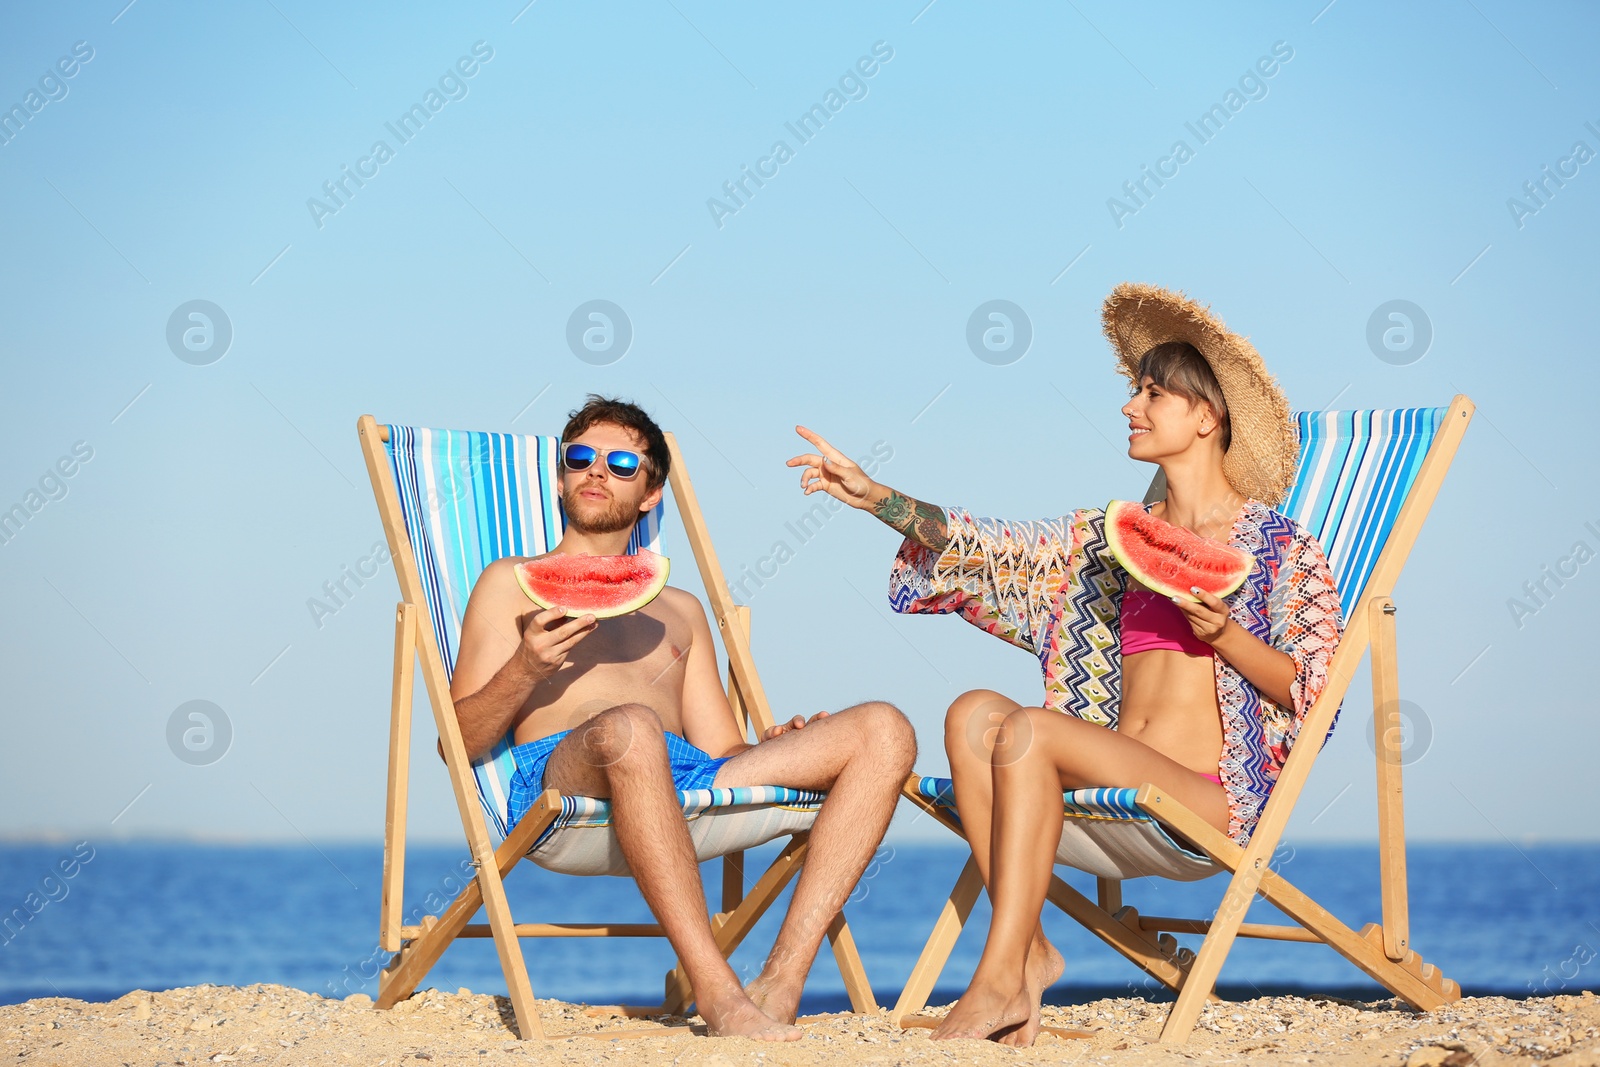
[1280,407,1442,616]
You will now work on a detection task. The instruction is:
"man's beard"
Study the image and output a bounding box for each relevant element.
[562,483,639,535]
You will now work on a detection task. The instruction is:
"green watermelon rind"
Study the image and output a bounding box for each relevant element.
[1104,500,1251,603]
[513,549,671,619]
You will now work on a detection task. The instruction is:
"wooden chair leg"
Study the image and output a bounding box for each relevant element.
[827,913,878,1013]
[889,792,1198,1025]
[891,857,984,1024]
[478,846,542,1040]
[659,841,878,1018]
[1043,875,1196,996]
[722,850,745,913]
[380,603,416,953]
[660,836,811,1015]
[1138,782,1453,1044]
[1158,869,1254,1042]
[377,794,561,1038]
[1370,597,1411,961]
[1256,868,1452,1008]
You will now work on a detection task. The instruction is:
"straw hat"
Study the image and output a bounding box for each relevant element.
[1101,282,1298,507]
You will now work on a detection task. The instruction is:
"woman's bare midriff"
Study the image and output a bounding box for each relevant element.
[1118,646,1224,778]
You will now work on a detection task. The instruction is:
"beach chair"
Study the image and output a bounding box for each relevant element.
[355,416,878,1040]
[890,396,1474,1043]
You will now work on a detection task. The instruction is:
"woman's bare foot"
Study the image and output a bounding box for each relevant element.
[997,937,1065,1048]
[697,991,803,1041]
[744,973,801,1026]
[929,982,1032,1041]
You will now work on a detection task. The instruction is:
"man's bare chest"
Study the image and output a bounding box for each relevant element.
[539,609,692,695]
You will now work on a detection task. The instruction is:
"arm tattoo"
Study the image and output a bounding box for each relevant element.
[873,490,950,552]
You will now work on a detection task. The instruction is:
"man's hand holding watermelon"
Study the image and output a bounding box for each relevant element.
[515,604,598,681]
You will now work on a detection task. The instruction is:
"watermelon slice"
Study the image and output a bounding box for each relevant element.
[1104,500,1252,602]
[512,549,670,618]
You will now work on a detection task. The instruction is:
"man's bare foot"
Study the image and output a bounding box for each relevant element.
[928,982,1031,1042]
[744,973,802,1026]
[997,937,1065,1048]
[697,992,803,1041]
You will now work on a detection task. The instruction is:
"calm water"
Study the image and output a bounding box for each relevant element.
[2,841,1596,1011]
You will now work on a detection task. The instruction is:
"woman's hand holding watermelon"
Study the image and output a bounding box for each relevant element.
[516,604,597,680]
[1168,586,1232,644]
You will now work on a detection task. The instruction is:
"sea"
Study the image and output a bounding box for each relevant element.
[2,841,1596,1011]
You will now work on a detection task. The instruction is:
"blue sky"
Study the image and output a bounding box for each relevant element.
[1,0,1595,844]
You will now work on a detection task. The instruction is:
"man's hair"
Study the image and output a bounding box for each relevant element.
[1134,341,1231,453]
[561,395,671,490]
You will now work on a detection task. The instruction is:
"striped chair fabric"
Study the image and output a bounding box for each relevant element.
[384,425,823,876]
[918,406,1449,881]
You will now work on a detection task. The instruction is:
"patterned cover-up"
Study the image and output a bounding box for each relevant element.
[889,499,1345,846]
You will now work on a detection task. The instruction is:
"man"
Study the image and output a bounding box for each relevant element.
[449,395,916,1042]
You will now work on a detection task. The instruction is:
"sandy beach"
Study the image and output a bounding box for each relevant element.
[5,984,1596,1066]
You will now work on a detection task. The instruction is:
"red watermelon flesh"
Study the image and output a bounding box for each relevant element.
[1104,500,1252,602]
[513,549,670,618]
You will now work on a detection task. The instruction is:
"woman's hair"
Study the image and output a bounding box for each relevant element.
[1135,341,1231,453]
[561,394,671,491]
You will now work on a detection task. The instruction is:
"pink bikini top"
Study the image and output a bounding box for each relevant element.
[1120,583,1215,658]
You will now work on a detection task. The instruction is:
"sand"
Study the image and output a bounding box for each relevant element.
[5,984,1598,1066]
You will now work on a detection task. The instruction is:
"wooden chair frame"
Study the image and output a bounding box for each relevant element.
[356,416,877,1040]
[889,396,1475,1043]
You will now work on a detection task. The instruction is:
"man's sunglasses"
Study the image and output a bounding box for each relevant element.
[560,442,646,480]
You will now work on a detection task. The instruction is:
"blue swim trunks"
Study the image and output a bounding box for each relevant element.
[504,730,733,831]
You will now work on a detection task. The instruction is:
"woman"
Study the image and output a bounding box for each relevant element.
[787,282,1345,1046]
